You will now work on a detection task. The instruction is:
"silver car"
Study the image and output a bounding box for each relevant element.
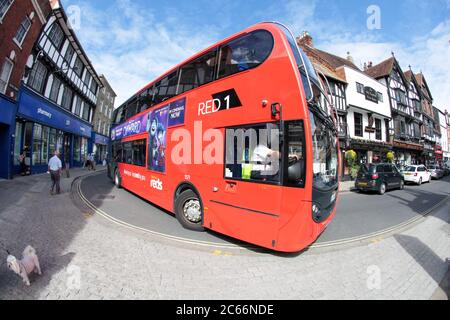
[428,165,444,179]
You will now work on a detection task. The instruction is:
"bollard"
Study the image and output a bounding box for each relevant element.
[66,163,70,178]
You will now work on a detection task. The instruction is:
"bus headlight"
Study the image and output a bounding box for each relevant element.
[312,203,321,221]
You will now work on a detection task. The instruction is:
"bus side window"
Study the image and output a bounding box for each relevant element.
[218,30,274,79]
[285,120,306,187]
[113,142,123,163]
[225,123,280,183]
[156,71,178,103]
[123,142,133,164]
[178,50,218,95]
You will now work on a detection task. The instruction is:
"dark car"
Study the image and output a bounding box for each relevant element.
[355,163,404,195]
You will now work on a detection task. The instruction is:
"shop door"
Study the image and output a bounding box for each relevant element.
[63,134,71,168]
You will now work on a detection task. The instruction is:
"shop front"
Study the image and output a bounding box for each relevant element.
[14,87,92,175]
[393,140,424,169]
[92,132,110,165]
[434,145,443,165]
[0,94,18,179]
[350,138,393,164]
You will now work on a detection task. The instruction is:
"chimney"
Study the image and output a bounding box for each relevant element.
[297,31,313,47]
[346,52,354,64]
[363,62,367,71]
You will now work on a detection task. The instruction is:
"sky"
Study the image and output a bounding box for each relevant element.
[60,0,450,112]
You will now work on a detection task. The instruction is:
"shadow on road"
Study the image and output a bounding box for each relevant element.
[394,234,449,299]
[0,169,108,299]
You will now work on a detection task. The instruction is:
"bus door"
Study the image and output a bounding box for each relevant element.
[207,123,282,249]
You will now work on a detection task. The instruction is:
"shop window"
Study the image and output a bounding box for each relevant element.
[33,124,43,165]
[14,122,23,166]
[23,123,33,165]
[41,126,50,164]
[73,137,81,162]
[49,128,57,156]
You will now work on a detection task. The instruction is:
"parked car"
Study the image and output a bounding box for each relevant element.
[442,164,450,176]
[355,163,404,195]
[402,165,432,185]
[428,165,444,179]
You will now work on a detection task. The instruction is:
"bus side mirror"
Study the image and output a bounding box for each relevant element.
[271,103,282,118]
[288,160,304,183]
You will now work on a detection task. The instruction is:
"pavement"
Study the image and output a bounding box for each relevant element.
[0,168,448,300]
[340,180,356,193]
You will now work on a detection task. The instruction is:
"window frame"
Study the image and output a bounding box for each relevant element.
[375,118,382,140]
[224,122,282,186]
[356,83,364,94]
[13,16,32,46]
[354,112,363,137]
[0,0,13,22]
[47,22,65,50]
[0,57,14,94]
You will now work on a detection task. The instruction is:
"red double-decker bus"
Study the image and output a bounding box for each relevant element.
[108,22,339,252]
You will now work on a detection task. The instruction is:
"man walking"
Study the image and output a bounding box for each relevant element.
[48,150,63,195]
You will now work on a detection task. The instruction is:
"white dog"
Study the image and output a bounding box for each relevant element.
[6,246,42,286]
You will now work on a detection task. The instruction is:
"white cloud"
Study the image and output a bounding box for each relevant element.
[279,0,450,112]
[72,0,221,105]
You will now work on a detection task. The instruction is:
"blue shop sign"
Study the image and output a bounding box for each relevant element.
[94,133,110,145]
[18,87,92,138]
[0,94,17,125]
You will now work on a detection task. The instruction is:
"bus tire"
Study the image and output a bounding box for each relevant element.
[114,168,122,189]
[175,190,205,232]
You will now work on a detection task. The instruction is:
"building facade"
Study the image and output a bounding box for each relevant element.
[436,109,448,164]
[338,65,392,166]
[365,57,424,167]
[297,33,349,179]
[414,73,437,165]
[0,0,52,179]
[0,0,108,179]
[92,74,116,164]
[447,111,450,163]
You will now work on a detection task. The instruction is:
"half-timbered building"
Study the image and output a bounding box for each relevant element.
[365,57,423,167]
[297,32,349,178]
[415,72,437,164]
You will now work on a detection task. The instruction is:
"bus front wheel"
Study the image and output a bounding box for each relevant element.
[114,169,122,189]
[175,190,205,232]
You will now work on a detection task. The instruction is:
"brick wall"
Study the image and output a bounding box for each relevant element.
[0,0,51,100]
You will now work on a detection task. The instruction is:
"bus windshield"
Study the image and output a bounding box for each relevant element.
[309,110,339,190]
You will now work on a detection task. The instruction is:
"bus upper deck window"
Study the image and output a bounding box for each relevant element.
[218,30,274,79]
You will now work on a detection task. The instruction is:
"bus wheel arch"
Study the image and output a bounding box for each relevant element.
[114,167,122,189]
[174,182,205,232]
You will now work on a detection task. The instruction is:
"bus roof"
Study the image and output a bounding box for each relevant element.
[124,21,281,105]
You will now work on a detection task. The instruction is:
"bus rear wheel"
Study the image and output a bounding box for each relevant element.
[175,190,205,232]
